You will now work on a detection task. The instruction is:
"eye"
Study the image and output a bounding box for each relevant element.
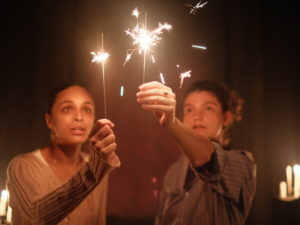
[62,106,73,112]
[83,107,93,113]
[184,107,193,114]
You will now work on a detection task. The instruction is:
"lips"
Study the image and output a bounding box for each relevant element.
[70,127,86,135]
[192,124,206,131]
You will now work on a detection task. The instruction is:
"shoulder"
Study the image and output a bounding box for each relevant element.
[213,142,255,163]
[212,143,256,177]
[7,150,44,175]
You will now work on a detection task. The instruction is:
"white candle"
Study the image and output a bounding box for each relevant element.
[293,165,300,198]
[0,190,9,216]
[6,206,12,223]
[279,181,287,199]
[286,165,293,195]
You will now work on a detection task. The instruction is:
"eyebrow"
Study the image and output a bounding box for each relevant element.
[184,101,218,107]
[58,100,94,107]
[203,101,218,106]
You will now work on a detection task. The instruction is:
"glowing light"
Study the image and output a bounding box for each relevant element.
[192,44,207,50]
[91,52,110,63]
[0,189,9,216]
[151,54,156,63]
[132,7,140,18]
[151,177,158,184]
[294,164,300,173]
[293,164,300,198]
[120,86,124,96]
[186,1,208,15]
[125,22,172,56]
[91,33,110,117]
[124,8,172,70]
[159,72,166,84]
[179,70,192,89]
[153,189,158,198]
[176,64,180,68]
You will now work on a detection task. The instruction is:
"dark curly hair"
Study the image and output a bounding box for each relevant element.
[183,80,244,146]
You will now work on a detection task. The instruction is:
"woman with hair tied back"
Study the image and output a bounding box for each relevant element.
[136,80,256,225]
[6,84,120,225]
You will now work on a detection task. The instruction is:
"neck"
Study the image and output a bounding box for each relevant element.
[47,143,82,164]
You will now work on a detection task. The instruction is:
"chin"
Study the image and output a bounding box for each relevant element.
[62,137,87,146]
[192,129,206,136]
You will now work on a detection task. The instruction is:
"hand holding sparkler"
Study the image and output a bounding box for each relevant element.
[89,119,120,167]
[136,81,176,127]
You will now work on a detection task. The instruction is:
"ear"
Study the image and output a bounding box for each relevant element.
[223,111,233,127]
[45,113,53,130]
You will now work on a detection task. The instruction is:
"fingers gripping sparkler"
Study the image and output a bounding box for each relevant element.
[124,8,172,83]
[91,34,110,117]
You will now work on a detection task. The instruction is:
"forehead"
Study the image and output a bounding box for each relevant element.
[55,86,94,104]
[184,91,221,106]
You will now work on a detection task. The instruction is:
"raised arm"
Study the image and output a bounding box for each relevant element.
[136,81,213,167]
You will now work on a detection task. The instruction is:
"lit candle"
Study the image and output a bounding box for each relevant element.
[6,206,12,223]
[286,165,293,195]
[279,181,287,199]
[0,190,9,216]
[293,164,300,198]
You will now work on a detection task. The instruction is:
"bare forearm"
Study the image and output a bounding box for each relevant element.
[166,118,214,167]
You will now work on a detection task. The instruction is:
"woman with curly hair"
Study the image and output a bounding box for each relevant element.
[136,80,256,225]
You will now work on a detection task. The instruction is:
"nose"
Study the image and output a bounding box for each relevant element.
[194,109,204,121]
[74,109,83,122]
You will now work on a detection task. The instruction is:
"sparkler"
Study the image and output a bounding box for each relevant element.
[124,8,172,83]
[91,33,110,117]
[192,44,207,50]
[132,7,140,18]
[120,86,124,97]
[179,70,192,89]
[159,72,166,84]
[186,1,208,15]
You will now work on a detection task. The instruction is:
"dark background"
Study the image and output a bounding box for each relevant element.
[0,0,299,224]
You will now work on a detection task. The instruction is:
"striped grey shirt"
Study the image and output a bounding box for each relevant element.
[6,149,117,225]
[155,143,256,225]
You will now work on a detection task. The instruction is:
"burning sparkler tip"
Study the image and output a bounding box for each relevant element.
[132,7,140,18]
[187,1,208,15]
[124,8,172,66]
[179,70,192,89]
[91,51,110,64]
